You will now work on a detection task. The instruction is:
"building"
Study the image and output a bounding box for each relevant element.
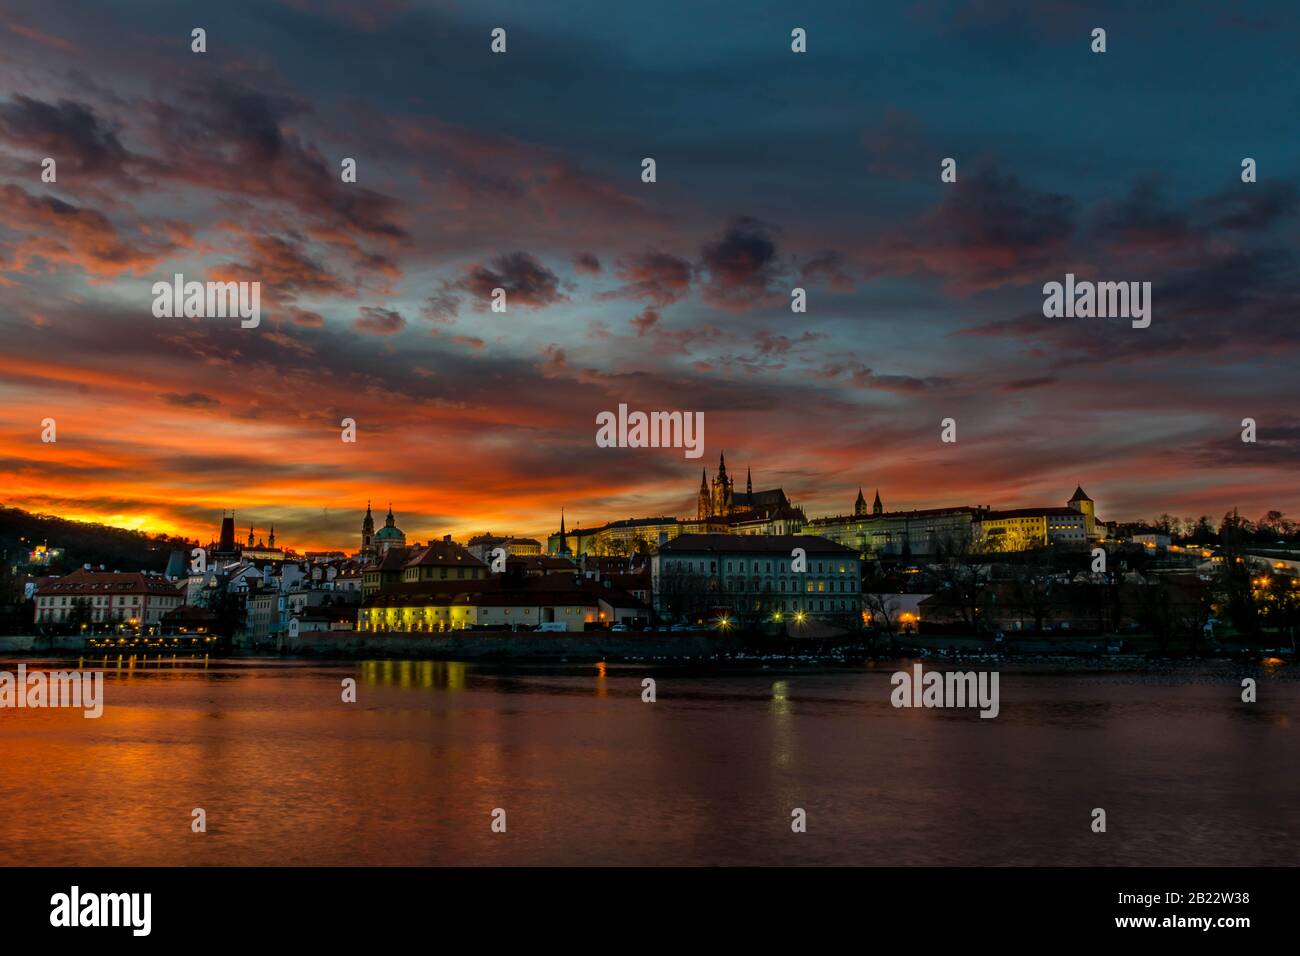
[973,487,1099,551]
[357,575,646,633]
[546,455,804,556]
[467,534,543,560]
[651,533,861,623]
[805,493,979,559]
[26,542,64,566]
[361,538,487,598]
[34,568,185,627]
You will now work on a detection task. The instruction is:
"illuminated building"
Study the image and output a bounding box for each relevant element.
[651,533,861,622]
[974,488,1098,551]
[805,500,979,558]
[357,576,645,632]
[34,568,184,625]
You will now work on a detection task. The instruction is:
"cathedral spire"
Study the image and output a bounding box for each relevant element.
[718,450,727,477]
[873,489,883,515]
[700,468,708,491]
[746,466,752,496]
[558,509,570,555]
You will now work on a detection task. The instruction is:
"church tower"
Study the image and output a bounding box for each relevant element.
[268,525,275,548]
[361,501,375,555]
[855,488,867,516]
[697,469,711,520]
[711,451,733,516]
[247,525,255,548]
[873,489,883,515]
[557,509,570,555]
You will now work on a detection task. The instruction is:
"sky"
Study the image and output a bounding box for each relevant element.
[0,0,1297,552]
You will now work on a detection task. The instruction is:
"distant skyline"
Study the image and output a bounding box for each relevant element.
[1,1,1297,551]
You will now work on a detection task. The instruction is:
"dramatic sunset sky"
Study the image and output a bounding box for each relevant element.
[0,0,1296,552]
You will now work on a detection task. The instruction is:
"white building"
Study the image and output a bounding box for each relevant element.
[34,568,184,626]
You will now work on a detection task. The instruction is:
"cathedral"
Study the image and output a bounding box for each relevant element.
[360,502,406,560]
[696,452,795,522]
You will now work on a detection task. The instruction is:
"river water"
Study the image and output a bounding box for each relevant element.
[0,656,1295,866]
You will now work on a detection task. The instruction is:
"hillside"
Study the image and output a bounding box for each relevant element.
[0,505,195,575]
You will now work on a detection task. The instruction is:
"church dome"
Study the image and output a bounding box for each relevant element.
[374,524,404,540]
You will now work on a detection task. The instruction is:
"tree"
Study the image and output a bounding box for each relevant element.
[927,531,993,634]
[1216,509,1261,639]
[655,562,710,624]
[1007,550,1057,634]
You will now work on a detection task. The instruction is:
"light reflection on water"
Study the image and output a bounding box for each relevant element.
[0,656,1295,866]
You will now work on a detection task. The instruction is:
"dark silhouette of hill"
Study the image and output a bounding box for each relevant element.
[0,505,195,575]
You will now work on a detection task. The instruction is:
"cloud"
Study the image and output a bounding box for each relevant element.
[598,250,693,306]
[798,250,855,292]
[353,306,406,335]
[453,251,564,310]
[0,95,129,178]
[881,167,1076,293]
[159,391,220,409]
[0,184,182,276]
[421,289,461,323]
[699,216,785,310]
[849,367,954,394]
[573,252,602,275]
[218,232,351,298]
[630,307,660,336]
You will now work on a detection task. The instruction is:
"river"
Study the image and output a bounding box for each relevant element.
[0,656,1294,866]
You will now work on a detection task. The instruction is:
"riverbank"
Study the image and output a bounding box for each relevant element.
[1,629,1291,668]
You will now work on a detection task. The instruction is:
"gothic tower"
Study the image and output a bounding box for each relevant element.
[711,451,733,516]
[557,509,570,555]
[697,469,711,520]
[855,488,867,516]
[873,489,883,516]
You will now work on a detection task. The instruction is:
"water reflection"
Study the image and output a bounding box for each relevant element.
[0,657,1294,866]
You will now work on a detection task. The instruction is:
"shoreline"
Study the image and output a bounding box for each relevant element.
[0,631,1291,673]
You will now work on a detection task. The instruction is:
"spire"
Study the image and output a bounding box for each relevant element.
[855,487,867,514]
[365,500,372,518]
[700,468,708,491]
[873,489,883,515]
[746,466,752,496]
[558,509,569,555]
[718,450,727,476]
[386,503,395,528]
[268,524,275,548]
